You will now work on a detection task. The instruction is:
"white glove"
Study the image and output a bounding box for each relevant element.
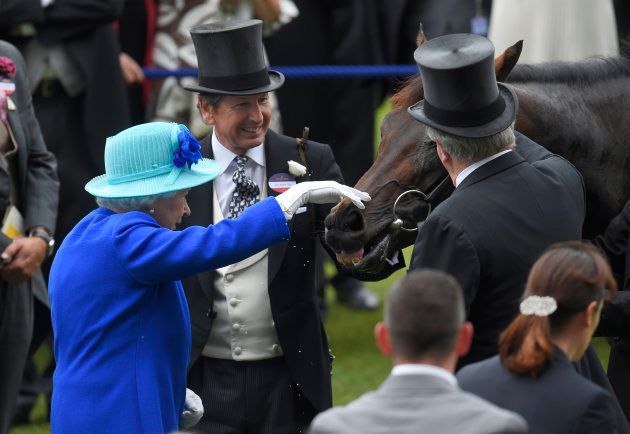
[180,388,204,429]
[275,181,371,220]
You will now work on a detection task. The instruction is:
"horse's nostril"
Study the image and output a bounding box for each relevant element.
[343,209,365,233]
[324,212,335,229]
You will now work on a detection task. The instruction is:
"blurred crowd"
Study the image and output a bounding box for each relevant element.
[0,0,629,433]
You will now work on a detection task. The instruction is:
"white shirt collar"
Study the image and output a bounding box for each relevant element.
[211,130,266,174]
[391,363,457,387]
[455,149,513,187]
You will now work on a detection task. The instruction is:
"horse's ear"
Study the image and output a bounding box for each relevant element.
[416,22,427,47]
[495,40,523,82]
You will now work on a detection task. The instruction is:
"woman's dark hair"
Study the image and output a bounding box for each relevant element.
[499,241,617,377]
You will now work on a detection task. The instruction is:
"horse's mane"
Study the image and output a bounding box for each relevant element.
[391,75,422,110]
[390,45,630,110]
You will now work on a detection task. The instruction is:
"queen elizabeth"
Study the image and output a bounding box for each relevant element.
[47,122,368,433]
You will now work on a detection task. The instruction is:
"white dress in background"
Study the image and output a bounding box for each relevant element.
[488,0,618,63]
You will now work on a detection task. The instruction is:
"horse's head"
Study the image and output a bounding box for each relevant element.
[324,34,523,278]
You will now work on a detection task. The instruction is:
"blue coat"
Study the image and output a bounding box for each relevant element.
[48,197,289,433]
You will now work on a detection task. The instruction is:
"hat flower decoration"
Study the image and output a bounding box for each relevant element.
[173,125,202,169]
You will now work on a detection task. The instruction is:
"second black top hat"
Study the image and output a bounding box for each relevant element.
[184,19,285,96]
[407,33,518,138]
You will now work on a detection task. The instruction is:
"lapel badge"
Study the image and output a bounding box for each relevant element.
[0,81,15,97]
[269,172,296,193]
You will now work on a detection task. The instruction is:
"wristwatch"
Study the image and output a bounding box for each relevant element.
[29,228,55,257]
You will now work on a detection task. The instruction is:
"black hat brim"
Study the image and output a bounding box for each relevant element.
[407,83,518,138]
[183,70,285,96]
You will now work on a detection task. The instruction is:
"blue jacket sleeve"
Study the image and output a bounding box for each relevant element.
[112,197,290,285]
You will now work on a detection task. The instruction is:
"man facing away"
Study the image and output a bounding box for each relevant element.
[402,34,630,431]
[309,270,528,434]
[180,20,348,433]
[405,33,586,367]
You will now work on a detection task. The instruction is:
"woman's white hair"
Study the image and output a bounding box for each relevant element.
[96,191,176,213]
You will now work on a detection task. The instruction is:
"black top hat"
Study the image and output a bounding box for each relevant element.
[407,34,518,138]
[184,20,284,96]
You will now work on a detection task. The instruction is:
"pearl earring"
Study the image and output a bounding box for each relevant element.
[149,208,155,214]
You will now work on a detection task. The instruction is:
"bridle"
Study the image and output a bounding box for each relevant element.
[390,174,451,232]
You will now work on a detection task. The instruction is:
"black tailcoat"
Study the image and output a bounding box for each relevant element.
[410,132,586,366]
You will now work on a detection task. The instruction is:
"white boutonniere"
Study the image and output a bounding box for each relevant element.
[287,160,307,177]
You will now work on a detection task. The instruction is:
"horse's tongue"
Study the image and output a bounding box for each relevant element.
[336,249,364,265]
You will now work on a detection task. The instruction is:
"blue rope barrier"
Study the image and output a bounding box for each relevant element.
[143,64,418,79]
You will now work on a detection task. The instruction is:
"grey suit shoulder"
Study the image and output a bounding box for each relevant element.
[309,374,528,434]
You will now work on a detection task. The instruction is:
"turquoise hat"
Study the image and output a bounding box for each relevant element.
[85,122,220,198]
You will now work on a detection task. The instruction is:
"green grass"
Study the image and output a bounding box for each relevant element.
[324,248,412,405]
[10,425,49,434]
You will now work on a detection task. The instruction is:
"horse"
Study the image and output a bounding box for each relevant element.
[324,38,630,280]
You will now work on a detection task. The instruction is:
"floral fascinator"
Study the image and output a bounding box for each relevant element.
[85,122,220,198]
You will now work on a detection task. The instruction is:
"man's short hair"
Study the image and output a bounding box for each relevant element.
[427,124,515,164]
[200,93,224,108]
[385,269,466,360]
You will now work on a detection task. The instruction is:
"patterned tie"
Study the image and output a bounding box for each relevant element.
[228,156,260,219]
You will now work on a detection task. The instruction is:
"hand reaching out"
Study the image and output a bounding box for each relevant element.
[275,181,370,220]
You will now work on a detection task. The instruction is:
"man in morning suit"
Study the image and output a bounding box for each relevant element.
[405,34,630,431]
[0,40,58,434]
[406,33,585,367]
[181,20,344,433]
[309,270,527,434]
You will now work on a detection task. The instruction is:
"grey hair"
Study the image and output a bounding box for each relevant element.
[427,123,516,164]
[96,191,176,213]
